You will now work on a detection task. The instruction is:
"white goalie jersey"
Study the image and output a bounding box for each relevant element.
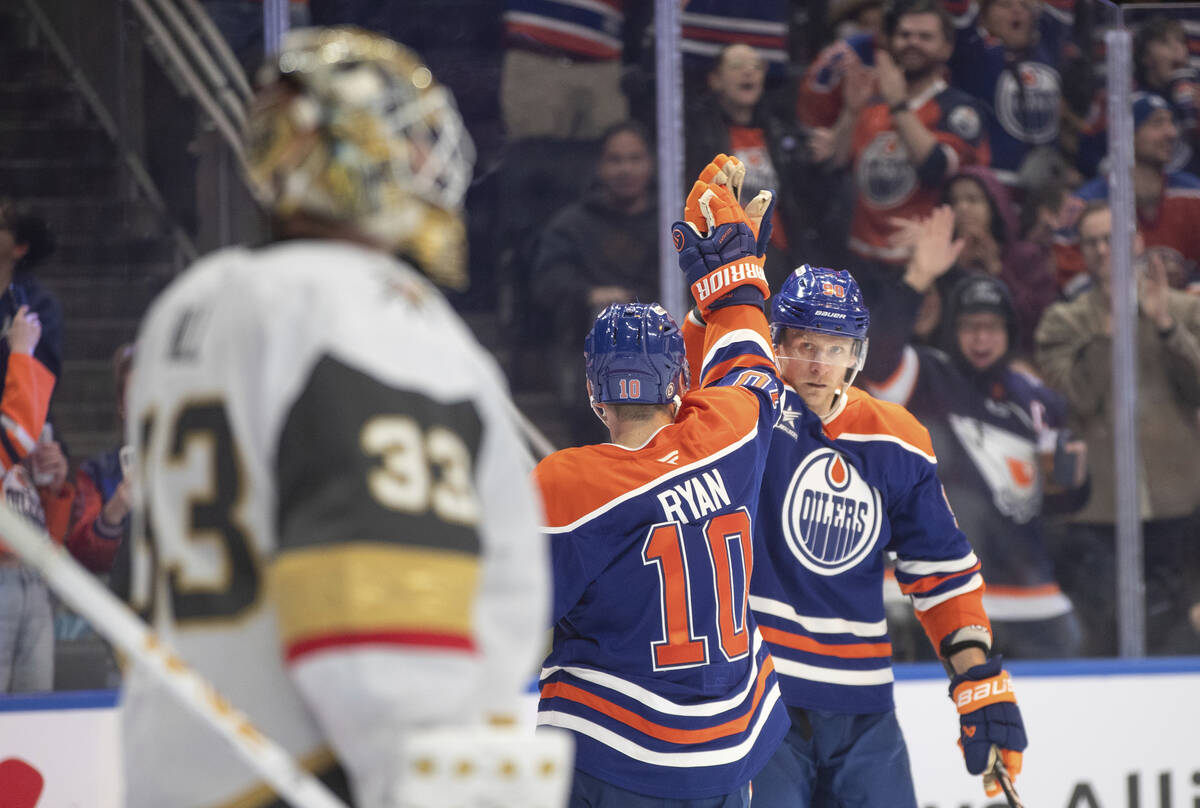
[121,240,551,807]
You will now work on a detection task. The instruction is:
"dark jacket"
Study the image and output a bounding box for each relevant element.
[0,272,64,382]
[685,96,840,271]
[530,188,661,345]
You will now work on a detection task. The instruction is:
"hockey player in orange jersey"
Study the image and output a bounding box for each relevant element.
[533,174,806,805]
[680,156,1027,807]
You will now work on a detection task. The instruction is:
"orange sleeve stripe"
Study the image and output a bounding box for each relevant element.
[985,583,1063,598]
[0,353,54,464]
[701,354,770,389]
[915,588,991,654]
[897,561,982,595]
[759,625,892,659]
[540,654,775,745]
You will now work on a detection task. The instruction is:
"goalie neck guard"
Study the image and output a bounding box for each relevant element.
[585,303,688,407]
[246,27,476,289]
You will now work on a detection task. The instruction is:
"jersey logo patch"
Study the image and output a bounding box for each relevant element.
[780,448,883,576]
[947,104,981,141]
[857,131,917,210]
[994,62,1060,145]
[657,449,681,465]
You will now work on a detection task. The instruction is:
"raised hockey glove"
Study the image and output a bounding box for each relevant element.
[672,181,773,318]
[949,656,1027,797]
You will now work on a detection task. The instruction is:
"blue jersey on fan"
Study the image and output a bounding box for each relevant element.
[945,0,1078,185]
[535,303,796,799]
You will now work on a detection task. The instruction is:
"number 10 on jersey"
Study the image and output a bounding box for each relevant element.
[642,508,753,671]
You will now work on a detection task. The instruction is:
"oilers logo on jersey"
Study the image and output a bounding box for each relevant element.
[856,131,917,209]
[779,447,883,576]
[994,63,1060,145]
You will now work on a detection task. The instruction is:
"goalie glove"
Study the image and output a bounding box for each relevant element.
[949,656,1027,798]
[672,180,774,318]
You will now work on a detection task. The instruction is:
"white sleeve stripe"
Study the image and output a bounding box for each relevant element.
[539,633,765,717]
[1,416,36,453]
[748,595,888,637]
[542,422,759,533]
[911,573,984,611]
[700,328,775,377]
[679,12,787,35]
[894,552,979,576]
[833,432,936,464]
[536,685,783,766]
[771,657,894,686]
[867,346,920,406]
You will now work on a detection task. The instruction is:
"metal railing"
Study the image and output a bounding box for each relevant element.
[21,0,199,265]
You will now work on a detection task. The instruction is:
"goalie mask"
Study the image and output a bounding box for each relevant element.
[771,265,870,405]
[584,303,688,418]
[246,27,475,289]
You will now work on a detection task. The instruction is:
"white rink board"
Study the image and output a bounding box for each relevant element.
[896,659,1200,808]
[1,661,1198,807]
[0,691,122,807]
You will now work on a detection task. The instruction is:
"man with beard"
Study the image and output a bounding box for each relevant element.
[862,206,1090,660]
[820,0,989,272]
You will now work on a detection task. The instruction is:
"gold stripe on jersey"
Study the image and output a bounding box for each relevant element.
[267,542,480,644]
[216,746,337,808]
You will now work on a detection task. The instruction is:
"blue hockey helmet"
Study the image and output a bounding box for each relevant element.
[771,265,870,344]
[771,265,870,401]
[584,303,688,407]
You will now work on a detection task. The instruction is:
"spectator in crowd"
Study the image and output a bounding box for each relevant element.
[795,0,886,129]
[1055,93,1200,290]
[1003,180,1069,355]
[530,121,659,446]
[815,0,989,280]
[865,207,1088,659]
[0,306,69,692]
[67,344,134,602]
[498,0,628,140]
[944,166,1015,279]
[687,43,826,279]
[1035,200,1200,655]
[0,199,62,384]
[943,0,1082,188]
[1134,15,1200,175]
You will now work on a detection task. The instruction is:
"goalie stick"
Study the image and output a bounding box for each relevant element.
[0,502,350,808]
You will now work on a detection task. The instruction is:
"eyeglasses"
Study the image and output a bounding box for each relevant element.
[1079,232,1111,252]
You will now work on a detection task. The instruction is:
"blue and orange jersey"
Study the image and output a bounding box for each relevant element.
[680,0,789,77]
[751,385,988,714]
[503,0,624,61]
[848,80,990,265]
[534,304,790,798]
[945,0,1077,185]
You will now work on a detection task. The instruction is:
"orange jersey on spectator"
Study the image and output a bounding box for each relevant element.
[0,353,64,556]
[1053,171,1200,288]
[849,81,990,265]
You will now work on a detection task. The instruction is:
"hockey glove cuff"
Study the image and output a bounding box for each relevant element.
[672,219,769,317]
[949,656,1027,796]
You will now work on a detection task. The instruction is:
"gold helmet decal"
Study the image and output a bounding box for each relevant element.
[246,27,475,289]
